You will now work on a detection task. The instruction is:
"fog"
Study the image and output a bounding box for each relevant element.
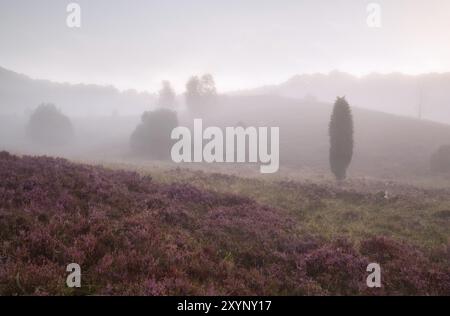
[1,0,450,91]
[2,1,450,297]
[1,0,450,179]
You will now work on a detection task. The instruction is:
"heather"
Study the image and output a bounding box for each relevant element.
[0,151,448,295]
[140,166,450,250]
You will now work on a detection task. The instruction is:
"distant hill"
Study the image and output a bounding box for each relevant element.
[233,71,450,124]
[2,66,450,178]
[187,95,450,177]
[0,66,155,116]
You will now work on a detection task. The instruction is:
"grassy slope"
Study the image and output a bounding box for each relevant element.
[180,95,450,178]
[1,153,449,295]
[106,161,450,250]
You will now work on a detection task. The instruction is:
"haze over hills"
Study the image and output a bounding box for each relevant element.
[2,65,450,124]
[192,95,450,178]
[235,71,450,124]
[0,66,156,117]
[3,65,450,124]
[1,65,450,178]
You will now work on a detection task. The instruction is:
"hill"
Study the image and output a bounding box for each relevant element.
[182,95,450,178]
[2,66,450,179]
[234,71,450,124]
[0,66,155,116]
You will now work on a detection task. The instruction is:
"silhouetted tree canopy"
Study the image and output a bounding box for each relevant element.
[329,96,354,181]
[185,74,217,113]
[430,145,450,173]
[26,103,74,147]
[130,108,178,160]
[158,80,176,108]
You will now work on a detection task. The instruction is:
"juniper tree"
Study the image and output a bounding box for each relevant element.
[329,97,354,181]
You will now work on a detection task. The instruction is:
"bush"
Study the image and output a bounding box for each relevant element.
[430,145,450,173]
[130,109,178,160]
[26,103,74,147]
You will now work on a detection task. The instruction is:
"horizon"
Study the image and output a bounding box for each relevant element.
[1,0,450,92]
[3,64,450,95]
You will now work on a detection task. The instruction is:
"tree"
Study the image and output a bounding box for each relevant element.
[26,103,74,147]
[185,76,201,109]
[158,80,176,108]
[130,108,178,160]
[430,145,450,173]
[185,74,217,113]
[329,97,354,181]
[199,74,217,97]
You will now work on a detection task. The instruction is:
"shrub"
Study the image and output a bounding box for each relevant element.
[26,103,74,147]
[360,237,450,295]
[302,239,368,295]
[130,109,178,160]
[430,145,450,173]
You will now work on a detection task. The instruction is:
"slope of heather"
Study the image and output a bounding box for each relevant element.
[0,152,449,295]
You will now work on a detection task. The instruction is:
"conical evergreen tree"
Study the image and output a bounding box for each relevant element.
[329,96,354,181]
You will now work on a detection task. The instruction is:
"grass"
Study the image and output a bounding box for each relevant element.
[101,160,450,250]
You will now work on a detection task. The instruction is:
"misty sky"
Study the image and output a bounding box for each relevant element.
[1,0,450,92]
